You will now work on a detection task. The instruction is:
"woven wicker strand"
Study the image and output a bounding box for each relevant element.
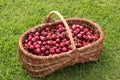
[18,11,104,78]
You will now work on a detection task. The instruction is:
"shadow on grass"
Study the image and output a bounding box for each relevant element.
[39,61,101,80]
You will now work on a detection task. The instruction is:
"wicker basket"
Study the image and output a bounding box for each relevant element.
[18,11,104,78]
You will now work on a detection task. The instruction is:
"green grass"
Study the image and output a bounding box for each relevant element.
[0,0,120,80]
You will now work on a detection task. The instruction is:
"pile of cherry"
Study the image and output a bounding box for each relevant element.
[23,24,99,56]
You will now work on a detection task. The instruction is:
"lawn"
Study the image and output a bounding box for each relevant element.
[0,0,120,80]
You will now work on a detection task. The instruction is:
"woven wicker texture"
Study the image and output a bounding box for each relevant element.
[18,11,104,78]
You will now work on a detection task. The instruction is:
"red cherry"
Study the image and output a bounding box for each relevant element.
[76,43,82,48]
[35,32,40,36]
[80,31,85,35]
[42,31,48,36]
[80,26,84,30]
[31,38,37,42]
[40,36,46,41]
[23,43,29,48]
[53,41,57,46]
[37,41,42,44]
[56,49,60,54]
[47,41,53,45]
[77,34,82,38]
[29,45,35,50]
[60,42,65,47]
[56,38,61,43]
[41,47,46,52]
[45,27,50,31]
[34,48,41,54]
[68,45,72,50]
[76,28,80,33]
[50,48,55,54]
[76,24,80,28]
[35,44,40,48]
[33,42,37,46]
[56,24,63,28]
[27,41,32,45]
[51,34,56,40]
[93,36,99,41]
[43,41,47,45]
[24,39,28,43]
[28,34,32,37]
[88,35,93,41]
[82,41,88,46]
[71,24,77,30]
[45,50,50,56]
[86,32,92,36]
[62,47,67,52]
[65,41,70,46]
[58,34,64,39]
[55,44,59,47]
[34,36,39,40]
[84,28,89,33]
[73,30,78,35]
[28,36,32,41]
[31,29,36,33]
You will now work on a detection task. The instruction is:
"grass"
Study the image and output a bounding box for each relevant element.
[0,0,120,80]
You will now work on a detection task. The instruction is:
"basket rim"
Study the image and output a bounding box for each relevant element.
[18,18,104,60]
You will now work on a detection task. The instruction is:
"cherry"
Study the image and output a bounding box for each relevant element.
[76,43,83,48]
[76,28,80,33]
[42,31,48,36]
[31,29,36,33]
[37,41,42,45]
[55,44,59,47]
[31,38,37,42]
[53,41,57,46]
[45,50,50,56]
[80,26,84,30]
[50,48,55,54]
[34,48,41,54]
[43,41,47,45]
[47,41,53,45]
[88,35,93,41]
[58,34,64,39]
[41,47,46,52]
[84,28,89,33]
[40,36,46,41]
[62,47,67,52]
[77,34,82,38]
[82,41,87,46]
[29,45,35,50]
[60,42,65,47]
[23,43,29,48]
[27,41,32,45]
[24,40,28,43]
[76,24,80,28]
[65,41,70,46]
[80,31,85,35]
[73,30,78,35]
[45,27,50,31]
[71,25,77,30]
[35,32,40,36]
[56,49,60,54]
[35,44,40,48]
[51,34,56,40]
[34,36,39,40]
[68,45,72,50]
[28,36,32,41]
[56,38,61,44]
[56,24,63,28]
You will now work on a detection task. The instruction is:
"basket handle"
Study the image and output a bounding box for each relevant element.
[43,11,76,50]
